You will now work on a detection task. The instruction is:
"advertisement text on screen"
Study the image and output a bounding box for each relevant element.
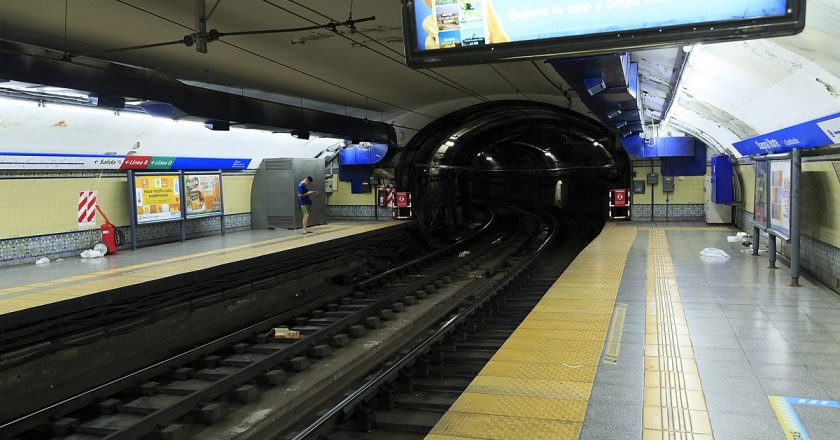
[403,0,805,67]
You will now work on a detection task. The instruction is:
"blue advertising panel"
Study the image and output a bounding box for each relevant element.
[620,136,696,159]
[710,155,733,205]
[733,112,840,156]
[403,0,804,67]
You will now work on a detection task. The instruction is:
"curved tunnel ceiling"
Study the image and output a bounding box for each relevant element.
[0,0,836,156]
[653,0,840,157]
[398,101,616,186]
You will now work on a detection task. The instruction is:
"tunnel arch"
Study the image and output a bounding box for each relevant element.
[394,100,626,230]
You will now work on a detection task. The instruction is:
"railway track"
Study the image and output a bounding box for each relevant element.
[0,227,420,366]
[287,206,593,440]
[1,203,549,440]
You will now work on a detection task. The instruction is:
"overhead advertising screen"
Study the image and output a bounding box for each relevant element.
[753,160,769,229]
[769,160,792,239]
[403,0,805,67]
[184,174,223,218]
[134,174,183,224]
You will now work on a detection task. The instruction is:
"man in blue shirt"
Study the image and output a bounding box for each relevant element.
[297,176,317,234]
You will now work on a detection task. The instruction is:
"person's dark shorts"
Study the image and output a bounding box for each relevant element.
[300,205,310,214]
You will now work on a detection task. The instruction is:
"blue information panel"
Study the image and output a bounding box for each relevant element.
[403,0,805,67]
[733,112,840,156]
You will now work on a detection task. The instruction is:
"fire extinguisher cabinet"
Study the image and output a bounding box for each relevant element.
[609,189,631,220]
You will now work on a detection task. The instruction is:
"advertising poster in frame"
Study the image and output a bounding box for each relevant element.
[184,173,223,218]
[752,160,769,229]
[768,159,792,239]
[134,174,183,224]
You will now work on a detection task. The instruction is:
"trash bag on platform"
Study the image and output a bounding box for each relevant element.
[80,249,105,259]
[700,248,730,262]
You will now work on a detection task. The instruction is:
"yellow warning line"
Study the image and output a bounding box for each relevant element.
[643,229,714,440]
[638,226,733,232]
[0,222,403,316]
[426,224,637,440]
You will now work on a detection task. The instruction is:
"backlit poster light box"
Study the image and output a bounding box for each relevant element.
[403,0,805,67]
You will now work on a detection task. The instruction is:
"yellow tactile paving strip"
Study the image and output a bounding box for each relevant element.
[637,226,733,232]
[426,224,638,440]
[643,229,714,440]
[0,222,403,316]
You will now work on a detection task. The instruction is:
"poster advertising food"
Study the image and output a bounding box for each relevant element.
[752,160,769,228]
[184,174,223,218]
[134,174,183,223]
[769,160,792,238]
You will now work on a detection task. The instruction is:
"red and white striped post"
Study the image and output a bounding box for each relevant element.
[78,191,97,228]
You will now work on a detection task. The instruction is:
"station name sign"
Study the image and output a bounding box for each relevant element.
[0,152,252,170]
[733,112,840,156]
[403,0,805,67]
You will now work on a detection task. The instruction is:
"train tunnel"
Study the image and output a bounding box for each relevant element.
[395,100,623,232]
[1,1,840,439]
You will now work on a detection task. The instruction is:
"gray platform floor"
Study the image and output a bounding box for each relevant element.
[582,226,840,440]
[0,221,385,293]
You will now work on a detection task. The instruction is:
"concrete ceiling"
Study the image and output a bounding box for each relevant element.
[0,0,837,154]
[661,0,840,157]
[0,0,590,146]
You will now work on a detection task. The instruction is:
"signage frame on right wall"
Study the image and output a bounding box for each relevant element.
[767,158,793,241]
[752,158,770,231]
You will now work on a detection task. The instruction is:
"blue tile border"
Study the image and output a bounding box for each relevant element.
[327,205,393,220]
[0,213,252,266]
[631,204,705,221]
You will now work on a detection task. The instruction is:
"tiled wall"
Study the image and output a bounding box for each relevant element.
[326,175,379,206]
[0,171,255,266]
[328,205,393,220]
[0,172,254,240]
[0,213,252,266]
[631,204,705,222]
[737,207,840,294]
[631,174,707,205]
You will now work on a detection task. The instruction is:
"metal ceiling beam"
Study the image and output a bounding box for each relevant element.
[0,41,397,144]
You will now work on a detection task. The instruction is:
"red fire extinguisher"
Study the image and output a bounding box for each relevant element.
[96,205,118,255]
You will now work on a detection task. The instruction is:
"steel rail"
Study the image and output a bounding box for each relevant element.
[0,207,496,438]
[291,206,561,439]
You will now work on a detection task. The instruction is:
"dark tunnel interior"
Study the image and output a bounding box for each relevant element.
[395,101,630,232]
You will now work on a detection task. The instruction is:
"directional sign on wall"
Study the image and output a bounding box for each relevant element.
[733,112,840,156]
[0,152,251,170]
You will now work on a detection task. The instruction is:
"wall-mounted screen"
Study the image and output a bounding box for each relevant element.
[134,174,183,224]
[403,0,805,67]
[184,173,223,218]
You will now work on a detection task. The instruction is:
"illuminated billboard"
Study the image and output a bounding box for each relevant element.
[134,174,183,224]
[184,173,223,219]
[403,0,805,67]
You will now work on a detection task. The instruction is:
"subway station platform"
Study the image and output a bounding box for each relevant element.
[0,221,408,325]
[427,224,840,440]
